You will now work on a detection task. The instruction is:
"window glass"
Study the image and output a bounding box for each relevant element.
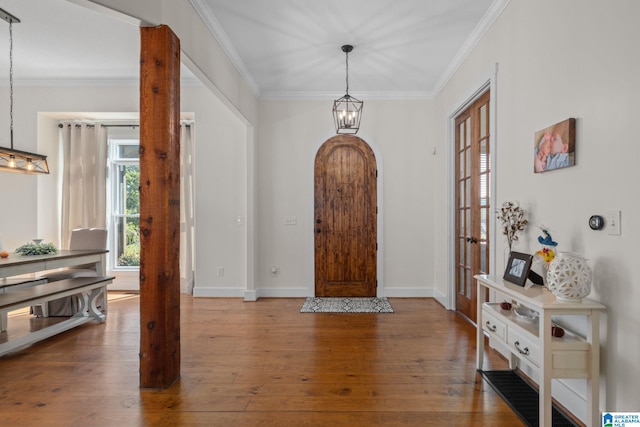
[118,144,139,159]
[108,129,140,270]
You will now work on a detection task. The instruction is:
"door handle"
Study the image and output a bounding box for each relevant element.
[316,229,321,233]
[466,237,478,244]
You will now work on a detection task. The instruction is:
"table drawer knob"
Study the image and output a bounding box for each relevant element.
[514,341,530,355]
[485,321,497,332]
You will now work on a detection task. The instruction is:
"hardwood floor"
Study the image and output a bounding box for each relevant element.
[0,295,524,426]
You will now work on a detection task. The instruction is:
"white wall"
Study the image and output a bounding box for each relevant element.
[0,85,136,250]
[191,87,248,297]
[81,0,259,296]
[0,83,248,295]
[434,0,640,417]
[256,100,437,297]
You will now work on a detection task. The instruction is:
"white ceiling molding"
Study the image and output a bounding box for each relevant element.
[260,90,435,101]
[431,0,511,96]
[0,75,201,88]
[189,0,261,98]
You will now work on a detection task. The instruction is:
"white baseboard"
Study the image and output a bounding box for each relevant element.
[194,285,441,300]
[383,287,436,298]
[432,288,448,307]
[252,288,312,298]
[243,290,258,301]
[192,287,245,298]
[107,270,139,292]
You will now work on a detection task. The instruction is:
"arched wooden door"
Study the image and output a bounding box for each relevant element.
[314,135,377,297]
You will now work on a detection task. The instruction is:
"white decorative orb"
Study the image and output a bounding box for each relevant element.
[546,252,592,302]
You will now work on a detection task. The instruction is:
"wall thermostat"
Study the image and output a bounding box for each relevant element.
[589,215,604,230]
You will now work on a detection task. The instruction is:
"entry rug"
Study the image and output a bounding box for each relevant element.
[300,297,393,313]
[480,370,578,427]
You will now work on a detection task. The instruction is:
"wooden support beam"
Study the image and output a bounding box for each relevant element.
[139,25,181,389]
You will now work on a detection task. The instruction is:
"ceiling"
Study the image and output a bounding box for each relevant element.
[0,0,506,100]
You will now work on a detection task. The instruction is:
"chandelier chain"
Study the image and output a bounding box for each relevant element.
[9,20,13,149]
[344,50,349,96]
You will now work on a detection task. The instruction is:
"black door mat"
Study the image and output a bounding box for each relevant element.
[480,370,580,427]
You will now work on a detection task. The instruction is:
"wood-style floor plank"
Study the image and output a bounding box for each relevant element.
[0,295,524,426]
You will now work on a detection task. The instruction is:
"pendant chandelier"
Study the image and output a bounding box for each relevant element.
[0,8,49,174]
[332,44,363,134]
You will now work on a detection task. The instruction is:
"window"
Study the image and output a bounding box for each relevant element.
[107,127,140,270]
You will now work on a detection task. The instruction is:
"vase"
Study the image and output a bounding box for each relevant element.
[546,252,592,302]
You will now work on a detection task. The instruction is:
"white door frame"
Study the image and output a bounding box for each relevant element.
[445,63,499,310]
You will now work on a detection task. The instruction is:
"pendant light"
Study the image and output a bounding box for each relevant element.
[332,45,363,134]
[0,8,49,174]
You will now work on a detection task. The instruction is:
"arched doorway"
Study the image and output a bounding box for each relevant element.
[314,134,377,297]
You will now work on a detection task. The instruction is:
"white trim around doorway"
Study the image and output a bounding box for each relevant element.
[444,63,499,311]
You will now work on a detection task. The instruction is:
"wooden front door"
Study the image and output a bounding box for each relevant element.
[314,135,377,297]
[455,90,491,323]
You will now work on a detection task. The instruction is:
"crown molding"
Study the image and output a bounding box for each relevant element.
[432,0,511,96]
[0,77,201,87]
[189,0,261,98]
[259,90,434,101]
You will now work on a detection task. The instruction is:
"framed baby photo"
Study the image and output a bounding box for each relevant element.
[503,251,533,286]
[533,118,576,173]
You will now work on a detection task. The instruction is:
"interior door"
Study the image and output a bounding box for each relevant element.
[314,135,377,297]
[455,90,491,323]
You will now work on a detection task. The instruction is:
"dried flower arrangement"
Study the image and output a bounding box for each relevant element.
[497,201,528,253]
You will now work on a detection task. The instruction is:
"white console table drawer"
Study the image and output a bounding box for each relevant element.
[482,306,507,341]
[507,327,540,368]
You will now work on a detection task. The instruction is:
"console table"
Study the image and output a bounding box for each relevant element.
[475,274,605,427]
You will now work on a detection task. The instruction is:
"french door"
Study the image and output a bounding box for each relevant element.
[455,90,491,323]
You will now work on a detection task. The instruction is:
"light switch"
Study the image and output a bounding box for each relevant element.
[607,210,621,235]
[285,216,297,225]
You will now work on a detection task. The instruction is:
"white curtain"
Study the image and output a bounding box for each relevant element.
[180,123,196,294]
[60,123,108,249]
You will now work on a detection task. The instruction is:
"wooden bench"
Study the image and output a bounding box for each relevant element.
[0,276,113,357]
[0,277,48,331]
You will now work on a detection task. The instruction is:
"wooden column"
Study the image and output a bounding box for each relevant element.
[139,25,181,389]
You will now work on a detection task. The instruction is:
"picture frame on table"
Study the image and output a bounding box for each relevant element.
[503,251,533,286]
